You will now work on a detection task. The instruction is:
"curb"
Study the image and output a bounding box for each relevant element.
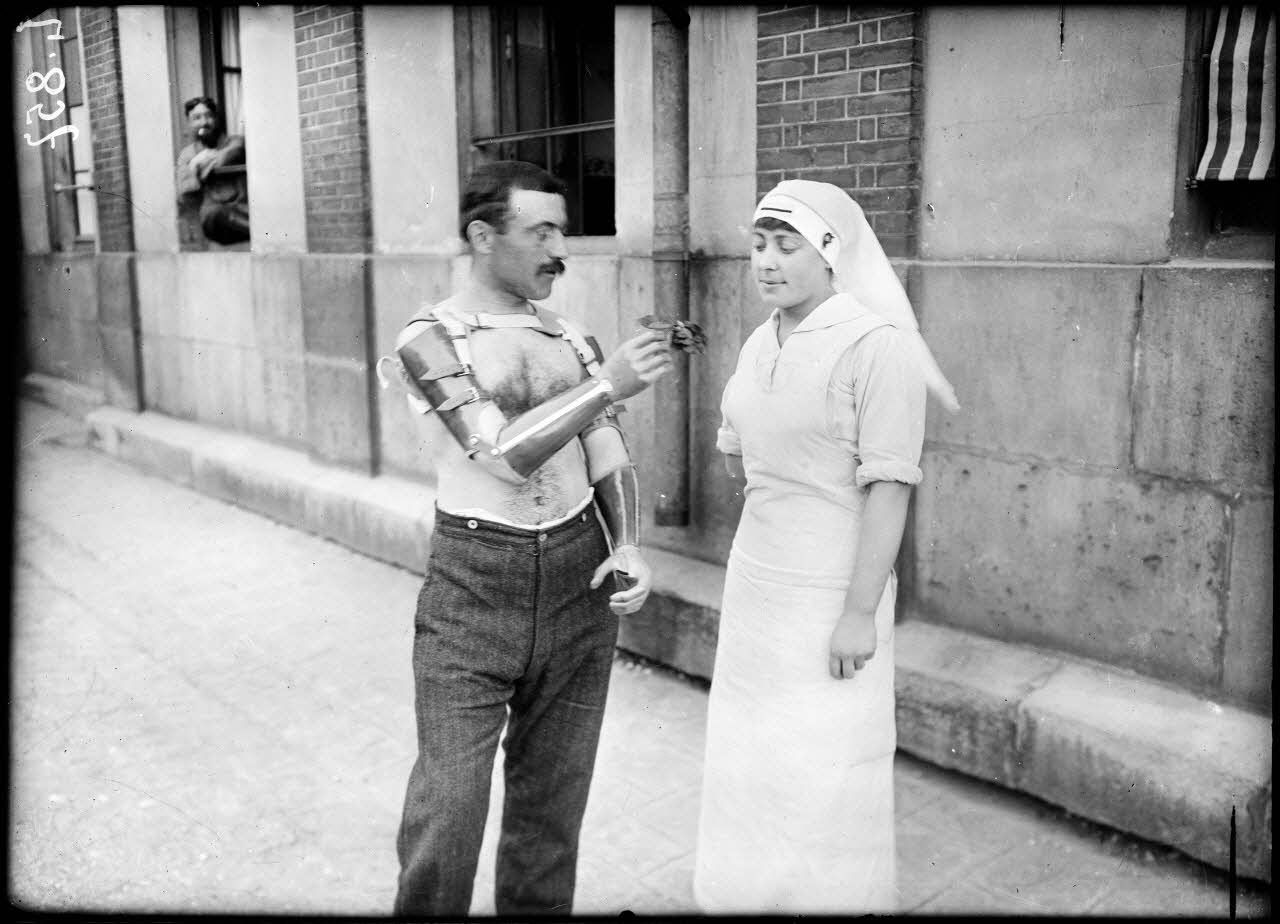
[23,373,1272,882]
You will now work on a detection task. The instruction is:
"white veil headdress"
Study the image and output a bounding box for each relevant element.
[752,180,960,411]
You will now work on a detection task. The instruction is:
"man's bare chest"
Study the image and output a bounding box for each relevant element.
[467,328,584,416]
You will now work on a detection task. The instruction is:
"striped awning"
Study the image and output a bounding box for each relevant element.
[1195,6,1276,181]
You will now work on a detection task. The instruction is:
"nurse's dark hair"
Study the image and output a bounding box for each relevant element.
[460,160,568,239]
[754,216,799,234]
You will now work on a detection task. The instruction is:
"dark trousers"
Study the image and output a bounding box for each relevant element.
[394,506,619,916]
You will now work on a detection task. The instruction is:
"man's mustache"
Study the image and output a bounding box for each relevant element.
[542,259,566,275]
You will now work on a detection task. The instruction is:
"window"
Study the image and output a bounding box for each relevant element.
[169,6,248,249]
[1172,5,1276,258]
[24,7,96,251]
[461,5,616,236]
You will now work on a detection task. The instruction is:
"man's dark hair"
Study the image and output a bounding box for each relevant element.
[183,96,219,117]
[459,160,567,240]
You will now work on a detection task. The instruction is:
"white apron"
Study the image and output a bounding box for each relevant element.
[694,300,899,914]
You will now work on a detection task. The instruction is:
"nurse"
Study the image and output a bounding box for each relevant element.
[693,179,958,913]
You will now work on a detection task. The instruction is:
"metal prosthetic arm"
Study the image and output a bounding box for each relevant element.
[395,318,615,484]
[581,417,641,576]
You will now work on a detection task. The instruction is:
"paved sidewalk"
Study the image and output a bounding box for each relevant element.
[8,399,1270,916]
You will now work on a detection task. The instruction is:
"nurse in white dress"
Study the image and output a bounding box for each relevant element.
[693,180,958,914]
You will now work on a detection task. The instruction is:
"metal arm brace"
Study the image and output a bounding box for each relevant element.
[395,318,616,482]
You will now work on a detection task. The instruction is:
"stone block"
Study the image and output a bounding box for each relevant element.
[368,255,453,351]
[24,311,66,380]
[21,372,103,419]
[300,255,369,362]
[916,264,1140,468]
[140,337,197,420]
[262,356,308,448]
[1223,496,1273,711]
[919,7,1184,263]
[615,547,724,680]
[1133,266,1274,488]
[250,255,305,354]
[21,255,55,318]
[96,254,137,330]
[1017,660,1272,881]
[191,341,248,430]
[681,256,756,561]
[98,325,143,411]
[914,451,1227,690]
[86,406,196,487]
[618,596,719,682]
[894,620,1062,787]
[368,255,453,478]
[47,254,100,322]
[134,254,181,339]
[303,356,374,473]
[240,349,269,438]
[192,437,311,529]
[67,319,106,392]
[303,470,435,574]
[180,252,255,346]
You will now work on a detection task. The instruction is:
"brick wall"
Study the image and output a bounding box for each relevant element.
[81,7,135,253]
[295,5,371,253]
[756,5,922,257]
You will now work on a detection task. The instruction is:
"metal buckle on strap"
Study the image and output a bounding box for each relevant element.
[420,362,472,382]
[437,387,483,412]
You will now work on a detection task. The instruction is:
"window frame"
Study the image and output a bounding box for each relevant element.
[26,6,96,253]
[168,5,248,251]
[454,4,618,244]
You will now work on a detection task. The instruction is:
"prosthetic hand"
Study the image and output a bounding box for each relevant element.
[392,318,670,484]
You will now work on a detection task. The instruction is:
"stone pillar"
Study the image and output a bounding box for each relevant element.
[649,7,691,526]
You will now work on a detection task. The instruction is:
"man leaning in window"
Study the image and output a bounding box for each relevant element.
[176,96,250,246]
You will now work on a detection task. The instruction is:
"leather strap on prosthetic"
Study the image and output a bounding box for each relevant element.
[557,320,627,442]
[393,313,615,483]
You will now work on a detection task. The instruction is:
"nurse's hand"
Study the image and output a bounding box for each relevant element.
[829,611,877,679]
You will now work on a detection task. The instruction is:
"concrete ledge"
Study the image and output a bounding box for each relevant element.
[42,384,1271,883]
[896,621,1272,881]
[22,371,105,420]
[85,405,435,575]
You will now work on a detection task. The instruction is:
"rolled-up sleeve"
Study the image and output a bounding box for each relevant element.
[833,326,926,488]
[716,384,742,456]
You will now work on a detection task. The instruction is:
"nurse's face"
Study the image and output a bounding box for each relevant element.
[751,221,834,315]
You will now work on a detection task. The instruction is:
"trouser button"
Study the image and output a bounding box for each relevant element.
[537,533,547,544]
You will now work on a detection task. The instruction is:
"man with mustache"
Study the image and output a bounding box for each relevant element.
[175,96,249,245]
[386,161,673,915]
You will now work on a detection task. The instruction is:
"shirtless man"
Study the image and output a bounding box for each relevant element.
[387,161,672,915]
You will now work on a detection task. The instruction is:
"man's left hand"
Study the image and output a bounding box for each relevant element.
[589,544,652,616]
[189,147,218,182]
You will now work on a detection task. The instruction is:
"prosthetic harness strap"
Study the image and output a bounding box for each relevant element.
[390,304,617,482]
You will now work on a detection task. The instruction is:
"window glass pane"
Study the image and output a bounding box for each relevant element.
[514,7,547,132]
[70,103,95,238]
[219,7,240,68]
[222,71,243,135]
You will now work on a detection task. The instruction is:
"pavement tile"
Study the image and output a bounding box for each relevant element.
[894,811,1007,910]
[1087,855,1265,917]
[918,880,1063,915]
[962,832,1125,914]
